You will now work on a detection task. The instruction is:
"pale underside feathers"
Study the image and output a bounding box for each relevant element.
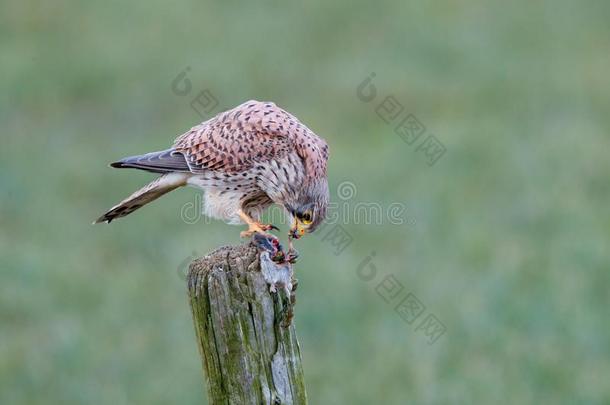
[95,100,329,224]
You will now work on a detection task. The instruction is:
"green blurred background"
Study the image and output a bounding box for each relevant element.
[2,1,609,403]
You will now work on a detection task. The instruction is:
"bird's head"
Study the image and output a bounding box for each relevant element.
[285,179,329,239]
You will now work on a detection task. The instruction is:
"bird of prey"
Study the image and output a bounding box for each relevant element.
[94,100,329,241]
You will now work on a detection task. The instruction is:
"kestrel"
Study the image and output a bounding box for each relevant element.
[95,100,329,241]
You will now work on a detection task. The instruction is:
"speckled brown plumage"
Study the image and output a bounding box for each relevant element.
[95,100,330,239]
[173,100,328,179]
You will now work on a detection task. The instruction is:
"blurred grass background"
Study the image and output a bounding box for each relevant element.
[2,0,610,403]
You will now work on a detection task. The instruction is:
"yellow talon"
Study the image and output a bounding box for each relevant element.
[238,209,277,238]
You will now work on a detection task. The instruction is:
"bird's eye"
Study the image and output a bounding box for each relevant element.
[301,211,313,224]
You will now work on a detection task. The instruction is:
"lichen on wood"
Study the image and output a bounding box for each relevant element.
[187,243,307,405]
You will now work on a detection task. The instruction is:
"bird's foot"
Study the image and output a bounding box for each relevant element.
[238,209,278,238]
[259,222,279,232]
[240,222,278,238]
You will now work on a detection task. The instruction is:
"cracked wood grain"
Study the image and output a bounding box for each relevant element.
[187,243,307,405]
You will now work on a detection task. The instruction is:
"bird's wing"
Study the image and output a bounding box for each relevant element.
[173,100,292,173]
[110,148,191,173]
[293,128,329,178]
[173,100,329,177]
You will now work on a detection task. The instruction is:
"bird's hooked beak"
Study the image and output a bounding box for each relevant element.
[289,218,307,239]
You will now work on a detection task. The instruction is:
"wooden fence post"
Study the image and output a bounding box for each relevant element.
[187,242,307,405]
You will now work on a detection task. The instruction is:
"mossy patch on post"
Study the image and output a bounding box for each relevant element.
[188,243,307,405]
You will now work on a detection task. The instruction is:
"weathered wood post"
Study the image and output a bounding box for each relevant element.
[187,242,307,405]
